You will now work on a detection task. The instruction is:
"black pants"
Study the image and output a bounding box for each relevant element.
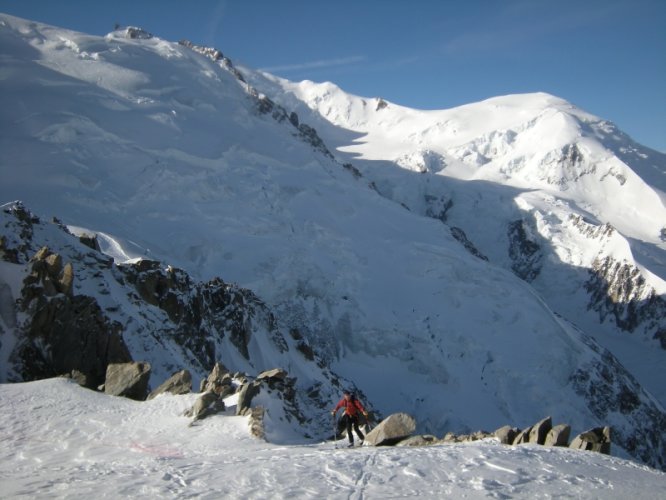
[342,414,364,443]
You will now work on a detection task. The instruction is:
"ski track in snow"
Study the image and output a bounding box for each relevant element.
[1,379,664,499]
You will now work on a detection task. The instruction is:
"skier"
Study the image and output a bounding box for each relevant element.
[331,390,369,447]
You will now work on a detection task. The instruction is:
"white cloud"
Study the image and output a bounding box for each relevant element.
[260,55,366,73]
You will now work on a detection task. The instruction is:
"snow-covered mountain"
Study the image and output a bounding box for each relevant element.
[243,71,666,400]
[0,13,665,471]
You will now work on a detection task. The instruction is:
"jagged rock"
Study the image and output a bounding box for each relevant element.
[148,369,192,400]
[585,256,666,339]
[513,426,533,445]
[236,380,262,416]
[18,289,131,388]
[59,262,73,296]
[544,424,571,447]
[450,227,489,261]
[364,413,416,446]
[104,362,151,401]
[78,233,101,252]
[375,98,388,111]
[257,368,287,382]
[248,406,265,439]
[529,416,552,445]
[185,391,226,421]
[123,27,153,39]
[508,219,542,281]
[494,425,519,445]
[570,427,611,455]
[200,362,231,393]
[396,435,438,447]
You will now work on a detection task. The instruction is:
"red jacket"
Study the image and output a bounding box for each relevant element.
[334,397,366,417]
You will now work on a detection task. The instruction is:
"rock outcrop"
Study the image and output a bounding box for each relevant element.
[185,391,226,422]
[570,427,611,454]
[148,369,192,400]
[104,362,151,401]
[364,413,416,446]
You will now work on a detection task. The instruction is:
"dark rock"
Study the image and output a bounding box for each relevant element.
[508,219,542,281]
[78,233,101,252]
[104,362,151,401]
[18,290,131,388]
[375,98,388,111]
[364,413,416,446]
[450,227,489,261]
[148,369,192,399]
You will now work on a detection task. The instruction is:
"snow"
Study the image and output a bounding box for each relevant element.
[1,378,663,499]
[0,12,665,473]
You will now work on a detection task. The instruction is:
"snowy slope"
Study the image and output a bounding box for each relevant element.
[244,71,666,405]
[1,379,665,499]
[1,14,665,470]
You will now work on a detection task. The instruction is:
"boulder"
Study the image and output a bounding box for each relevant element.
[494,425,519,445]
[185,391,225,421]
[529,416,552,445]
[513,426,533,445]
[257,368,288,382]
[148,369,192,399]
[236,380,262,416]
[544,424,571,447]
[570,427,611,455]
[104,362,151,401]
[364,413,416,446]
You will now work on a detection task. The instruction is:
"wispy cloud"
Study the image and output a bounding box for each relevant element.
[259,55,367,73]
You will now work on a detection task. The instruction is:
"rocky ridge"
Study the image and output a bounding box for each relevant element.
[0,202,354,440]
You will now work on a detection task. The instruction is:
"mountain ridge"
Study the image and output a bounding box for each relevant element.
[0,13,665,469]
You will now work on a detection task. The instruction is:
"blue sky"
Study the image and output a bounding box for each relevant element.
[1,0,664,152]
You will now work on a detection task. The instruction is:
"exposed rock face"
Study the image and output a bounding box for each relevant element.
[178,39,335,161]
[148,369,192,400]
[569,334,666,470]
[450,227,489,261]
[507,219,542,281]
[104,362,151,401]
[586,256,666,346]
[0,202,348,445]
[570,427,611,455]
[17,248,131,388]
[365,413,416,446]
